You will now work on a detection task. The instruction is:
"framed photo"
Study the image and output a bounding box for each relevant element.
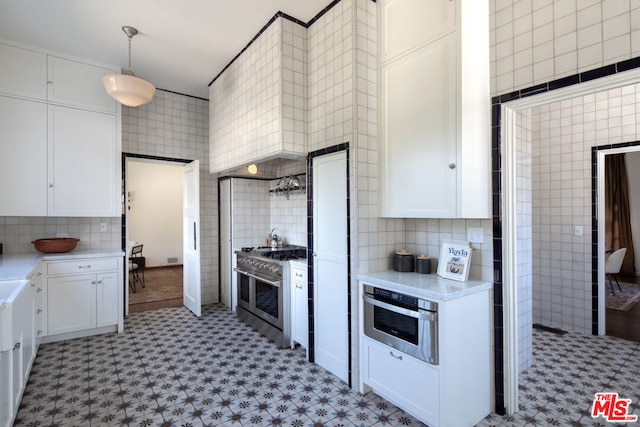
[437,240,472,282]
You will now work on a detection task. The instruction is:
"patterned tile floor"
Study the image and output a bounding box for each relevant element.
[14,303,640,426]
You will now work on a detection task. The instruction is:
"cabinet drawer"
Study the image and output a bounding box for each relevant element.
[47,258,118,276]
[364,337,439,425]
[291,266,307,282]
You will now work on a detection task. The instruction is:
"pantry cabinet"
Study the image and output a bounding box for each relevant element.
[290,263,308,352]
[45,257,122,339]
[378,0,491,218]
[0,40,121,217]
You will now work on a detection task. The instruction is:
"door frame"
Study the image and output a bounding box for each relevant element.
[121,153,192,315]
[307,143,351,385]
[497,67,640,414]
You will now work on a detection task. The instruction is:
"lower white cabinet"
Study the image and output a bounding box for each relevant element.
[290,263,308,351]
[363,337,440,425]
[0,279,34,427]
[360,286,491,427]
[45,257,122,341]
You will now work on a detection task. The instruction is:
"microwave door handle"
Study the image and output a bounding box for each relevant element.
[233,268,282,287]
[363,294,434,321]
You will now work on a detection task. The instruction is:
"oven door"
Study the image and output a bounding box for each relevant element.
[253,276,283,329]
[235,269,253,312]
[363,293,438,365]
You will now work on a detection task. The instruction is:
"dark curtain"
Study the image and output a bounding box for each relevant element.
[605,154,636,275]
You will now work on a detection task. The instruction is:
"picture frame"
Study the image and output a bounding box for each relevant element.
[437,239,472,282]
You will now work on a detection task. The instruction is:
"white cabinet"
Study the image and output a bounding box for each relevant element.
[0,40,121,217]
[48,106,119,216]
[290,263,308,351]
[0,42,48,100]
[0,279,32,427]
[0,41,117,112]
[45,257,122,340]
[378,0,491,218]
[0,96,48,216]
[360,284,491,427]
[363,337,440,425]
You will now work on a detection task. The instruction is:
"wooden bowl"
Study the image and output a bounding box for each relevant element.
[31,238,80,253]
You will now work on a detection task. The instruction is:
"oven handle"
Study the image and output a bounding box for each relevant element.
[363,294,436,321]
[234,268,282,287]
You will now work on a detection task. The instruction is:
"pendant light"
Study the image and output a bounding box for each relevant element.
[102,26,156,107]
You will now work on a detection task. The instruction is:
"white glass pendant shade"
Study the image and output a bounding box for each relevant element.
[102,73,155,107]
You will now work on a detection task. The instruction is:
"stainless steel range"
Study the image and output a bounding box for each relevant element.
[234,246,306,348]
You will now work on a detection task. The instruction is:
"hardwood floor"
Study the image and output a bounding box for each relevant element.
[128,265,183,313]
[606,274,640,342]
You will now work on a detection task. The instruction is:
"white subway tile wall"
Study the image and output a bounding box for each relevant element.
[209,19,307,174]
[490,0,640,95]
[0,216,120,254]
[122,90,216,304]
[231,179,271,250]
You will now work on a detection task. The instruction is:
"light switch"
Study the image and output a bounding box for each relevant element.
[100,222,108,232]
[467,227,484,244]
[574,226,583,237]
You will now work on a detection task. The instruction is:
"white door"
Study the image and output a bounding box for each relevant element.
[220,178,233,309]
[313,150,349,382]
[183,160,201,317]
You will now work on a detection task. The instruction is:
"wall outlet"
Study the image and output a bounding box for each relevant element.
[467,227,484,244]
[100,222,108,232]
[574,225,583,237]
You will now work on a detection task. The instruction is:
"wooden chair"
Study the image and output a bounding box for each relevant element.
[129,244,146,292]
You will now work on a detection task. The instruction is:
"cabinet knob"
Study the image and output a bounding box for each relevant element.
[91,280,97,285]
[47,81,53,85]
[37,309,43,314]
[13,342,20,351]
[49,183,53,187]
[448,163,456,169]
[37,288,42,293]
[389,351,403,360]
[37,330,43,336]
[296,284,303,289]
[78,265,91,269]
[97,279,102,284]
[31,282,36,287]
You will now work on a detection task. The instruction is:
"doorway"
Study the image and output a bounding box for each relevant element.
[498,68,640,414]
[123,155,201,316]
[597,146,640,342]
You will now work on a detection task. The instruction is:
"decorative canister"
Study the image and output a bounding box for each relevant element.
[393,250,415,272]
[416,254,431,274]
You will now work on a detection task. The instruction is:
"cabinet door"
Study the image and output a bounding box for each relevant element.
[0,43,47,100]
[47,274,96,335]
[292,281,308,348]
[363,337,440,426]
[0,96,48,216]
[0,352,12,427]
[96,272,118,328]
[380,33,457,218]
[48,105,119,216]
[379,0,455,63]
[47,56,117,112]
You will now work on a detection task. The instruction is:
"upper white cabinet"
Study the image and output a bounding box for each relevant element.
[0,40,121,217]
[0,96,48,216]
[0,43,47,100]
[378,0,491,218]
[48,106,119,216]
[0,42,117,113]
[47,56,117,113]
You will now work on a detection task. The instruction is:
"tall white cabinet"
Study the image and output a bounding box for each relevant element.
[0,40,121,217]
[378,0,491,218]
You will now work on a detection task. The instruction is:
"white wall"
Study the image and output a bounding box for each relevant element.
[626,150,640,275]
[128,160,183,267]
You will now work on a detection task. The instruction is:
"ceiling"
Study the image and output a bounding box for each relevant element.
[0,0,332,100]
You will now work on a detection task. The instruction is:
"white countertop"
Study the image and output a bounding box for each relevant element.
[357,270,492,302]
[0,250,125,281]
